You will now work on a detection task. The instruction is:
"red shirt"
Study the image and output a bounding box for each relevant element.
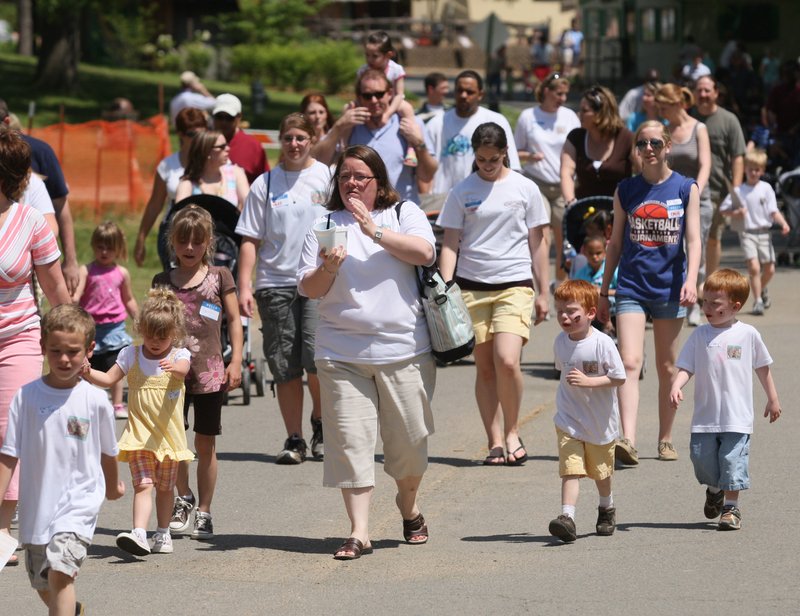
[228,129,269,184]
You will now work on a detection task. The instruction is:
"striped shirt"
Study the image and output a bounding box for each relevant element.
[0,202,61,339]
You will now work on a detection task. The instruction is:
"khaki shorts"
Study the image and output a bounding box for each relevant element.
[530,180,564,229]
[739,230,775,263]
[24,532,90,591]
[709,197,726,241]
[316,354,436,488]
[462,286,534,345]
[556,427,615,480]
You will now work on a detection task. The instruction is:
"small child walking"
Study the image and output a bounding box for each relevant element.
[153,205,242,540]
[549,280,626,543]
[357,30,419,166]
[573,234,617,335]
[73,221,139,419]
[670,269,782,530]
[0,304,125,615]
[720,149,790,314]
[84,288,193,556]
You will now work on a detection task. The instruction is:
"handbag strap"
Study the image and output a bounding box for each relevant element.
[394,200,438,291]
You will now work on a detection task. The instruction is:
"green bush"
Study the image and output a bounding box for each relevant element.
[182,41,213,76]
[230,41,361,94]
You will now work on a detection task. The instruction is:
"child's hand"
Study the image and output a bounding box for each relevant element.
[566,368,591,387]
[764,399,782,423]
[107,480,126,501]
[669,387,683,409]
[81,358,91,377]
[159,357,175,373]
[224,360,242,391]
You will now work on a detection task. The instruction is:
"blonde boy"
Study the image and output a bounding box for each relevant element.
[0,304,124,615]
[670,269,781,530]
[549,280,626,543]
[720,149,790,314]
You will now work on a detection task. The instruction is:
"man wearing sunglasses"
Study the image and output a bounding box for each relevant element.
[212,93,269,185]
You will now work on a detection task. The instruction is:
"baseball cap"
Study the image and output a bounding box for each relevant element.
[213,94,242,117]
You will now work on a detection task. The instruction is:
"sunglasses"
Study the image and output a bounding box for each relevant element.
[359,90,387,100]
[635,138,665,151]
[282,135,309,144]
[211,142,229,151]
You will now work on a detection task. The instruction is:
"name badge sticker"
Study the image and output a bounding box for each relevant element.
[667,204,684,219]
[270,192,291,208]
[666,199,682,206]
[199,301,222,321]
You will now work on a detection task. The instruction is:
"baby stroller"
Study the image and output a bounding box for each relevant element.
[776,168,800,266]
[172,195,265,405]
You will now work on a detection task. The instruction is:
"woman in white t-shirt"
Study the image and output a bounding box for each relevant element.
[237,113,331,464]
[134,107,209,270]
[438,122,550,466]
[514,73,580,282]
[297,145,436,561]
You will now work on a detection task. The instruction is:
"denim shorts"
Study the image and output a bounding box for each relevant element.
[690,432,750,491]
[615,295,687,320]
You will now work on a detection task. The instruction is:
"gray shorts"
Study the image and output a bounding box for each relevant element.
[739,230,775,263]
[24,532,90,591]
[256,286,318,384]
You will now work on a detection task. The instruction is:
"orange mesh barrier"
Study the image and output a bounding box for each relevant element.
[30,115,171,216]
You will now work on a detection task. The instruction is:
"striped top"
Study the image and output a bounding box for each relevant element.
[0,202,61,339]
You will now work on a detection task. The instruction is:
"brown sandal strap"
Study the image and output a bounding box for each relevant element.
[403,513,429,543]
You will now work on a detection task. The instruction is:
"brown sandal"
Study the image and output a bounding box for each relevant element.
[403,513,429,544]
[333,537,373,560]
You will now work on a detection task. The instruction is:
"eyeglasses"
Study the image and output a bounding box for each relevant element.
[635,138,666,151]
[282,135,309,144]
[359,90,387,100]
[211,142,229,151]
[337,174,375,185]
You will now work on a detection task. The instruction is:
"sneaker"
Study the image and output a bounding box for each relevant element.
[704,488,725,519]
[113,404,128,419]
[657,440,678,461]
[615,438,639,465]
[150,531,173,554]
[718,505,742,531]
[549,515,577,543]
[686,303,702,327]
[751,299,765,315]
[596,507,616,536]
[169,494,195,534]
[761,287,771,309]
[11,504,18,527]
[116,529,150,556]
[75,601,85,616]
[310,417,324,459]
[276,434,307,465]
[191,511,214,540]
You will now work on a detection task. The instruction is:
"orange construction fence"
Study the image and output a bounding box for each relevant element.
[30,115,172,216]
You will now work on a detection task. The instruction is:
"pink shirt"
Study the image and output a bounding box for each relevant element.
[0,202,61,339]
[79,263,128,324]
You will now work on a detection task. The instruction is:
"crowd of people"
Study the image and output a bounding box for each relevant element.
[0,28,793,614]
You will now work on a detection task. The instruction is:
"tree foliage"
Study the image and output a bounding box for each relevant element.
[217,0,329,45]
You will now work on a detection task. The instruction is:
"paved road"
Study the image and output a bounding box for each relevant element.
[3,241,800,615]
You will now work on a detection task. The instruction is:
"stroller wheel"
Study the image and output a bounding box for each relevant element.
[242,368,251,406]
[254,358,265,397]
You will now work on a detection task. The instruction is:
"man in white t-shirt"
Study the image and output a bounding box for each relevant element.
[424,70,520,199]
[169,71,216,127]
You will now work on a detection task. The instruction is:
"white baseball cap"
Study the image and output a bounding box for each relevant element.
[213,94,242,117]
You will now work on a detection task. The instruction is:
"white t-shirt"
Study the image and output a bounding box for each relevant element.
[169,90,216,126]
[425,107,521,195]
[22,174,55,216]
[720,180,778,230]
[553,328,625,445]
[297,202,435,363]
[357,59,406,85]
[436,171,548,284]
[676,320,772,434]
[236,161,331,288]
[2,379,118,545]
[157,152,185,203]
[116,345,191,376]
[514,105,580,184]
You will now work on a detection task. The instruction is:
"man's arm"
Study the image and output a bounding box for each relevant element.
[51,196,79,295]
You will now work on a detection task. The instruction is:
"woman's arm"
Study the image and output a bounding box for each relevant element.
[234,166,249,210]
[439,228,461,281]
[71,265,88,304]
[695,122,712,195]
[680,183,701,305]
[529,224,550,325]
[221,289,243,390]
[350,197,434,266]
[560,139,578,203]
[135,174,168,267]
[598,190,626,323]
[119,266,139,320]
[34,258,71,307]
[300,246,346,299]
[237,237,260,318]
[175,179,192,203]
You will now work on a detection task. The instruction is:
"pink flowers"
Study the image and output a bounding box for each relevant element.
[197,356,225,391]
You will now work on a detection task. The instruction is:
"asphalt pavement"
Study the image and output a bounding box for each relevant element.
[2,236,799,615]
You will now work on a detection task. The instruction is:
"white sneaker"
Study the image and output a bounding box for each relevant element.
[752,300,765,315]
[151,531,173,554]
[116,529,150,556]
[113,404,128,419]
[686,303,701,326]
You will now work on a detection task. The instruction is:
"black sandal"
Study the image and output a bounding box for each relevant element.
[333,537,373,560]
[403,513,429,544]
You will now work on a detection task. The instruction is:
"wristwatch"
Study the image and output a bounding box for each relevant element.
[414,141,427,151]
[373,229,384,243]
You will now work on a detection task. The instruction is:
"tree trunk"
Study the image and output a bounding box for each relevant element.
[17,0,33,56]
[34,9,82,92]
